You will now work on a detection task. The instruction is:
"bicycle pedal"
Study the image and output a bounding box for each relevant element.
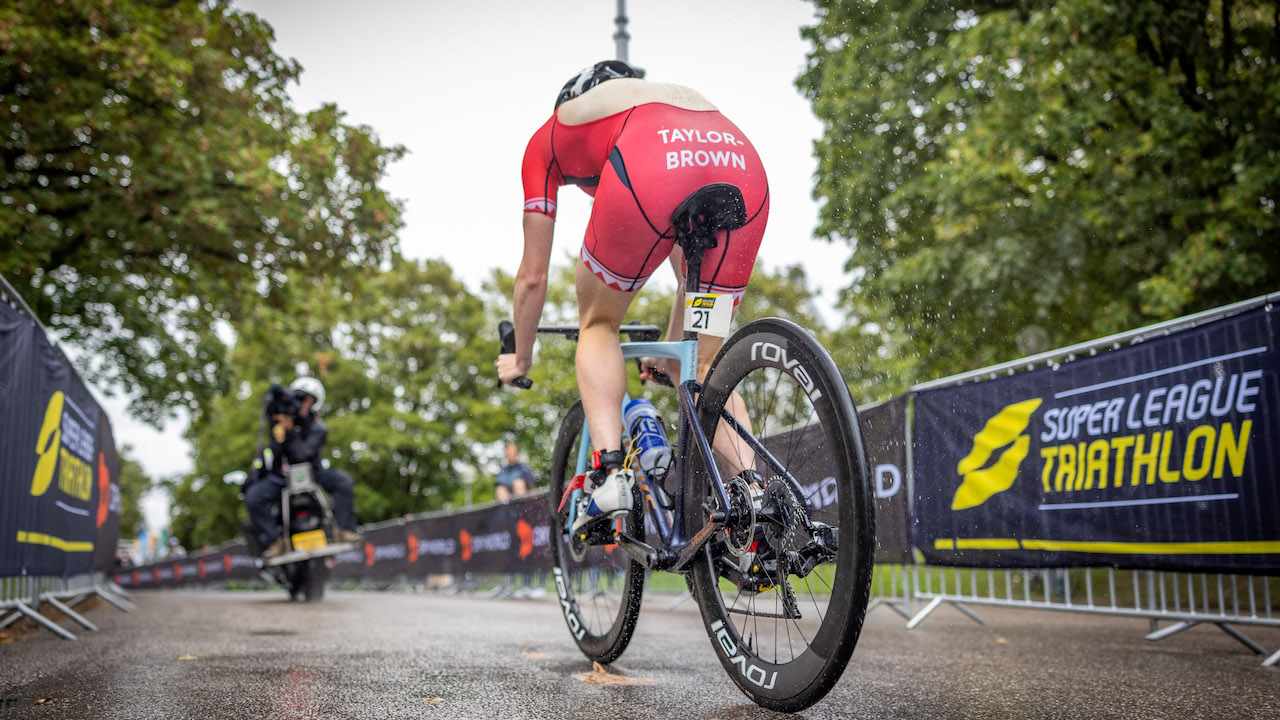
[574,519,620,545]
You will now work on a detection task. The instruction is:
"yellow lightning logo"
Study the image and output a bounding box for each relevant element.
[951,398,1042,510]
[31,392,64,497]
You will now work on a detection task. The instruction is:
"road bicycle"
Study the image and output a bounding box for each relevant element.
[501,183,875,712]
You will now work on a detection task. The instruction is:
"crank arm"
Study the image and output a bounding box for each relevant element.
[668,517,727,573]
[615,530,662,569]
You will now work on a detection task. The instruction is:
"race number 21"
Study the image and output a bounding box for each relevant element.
[684,293,732,338]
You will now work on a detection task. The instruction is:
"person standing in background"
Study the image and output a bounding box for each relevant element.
[495,441,536,503]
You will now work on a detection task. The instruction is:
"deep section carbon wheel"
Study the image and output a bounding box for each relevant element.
[547,400,646,663]
[687,318,875,712]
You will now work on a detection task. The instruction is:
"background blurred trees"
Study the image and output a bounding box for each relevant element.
[0,0,403,425]
[799,0,1279,391]
[169,258,500,546]
[10,0,1276,547]
[115,448,151,538]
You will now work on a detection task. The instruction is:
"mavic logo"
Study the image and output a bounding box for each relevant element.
[951,399,1042,510]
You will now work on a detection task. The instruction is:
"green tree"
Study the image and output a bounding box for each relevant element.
[0,0,403,424]
[169,257,505,546]
[116,447,151,538]
[799,0,1279,384]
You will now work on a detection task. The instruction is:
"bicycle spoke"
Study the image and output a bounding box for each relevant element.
[802,574,827,627]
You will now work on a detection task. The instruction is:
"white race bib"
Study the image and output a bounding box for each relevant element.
[683,293,733,338]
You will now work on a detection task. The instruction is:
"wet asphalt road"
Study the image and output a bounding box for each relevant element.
[1,588,1277,719]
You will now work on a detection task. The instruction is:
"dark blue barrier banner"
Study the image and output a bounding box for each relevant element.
[115,542,257,589]
[121,494,562,588]
[860,395,911,563]
[452,493,554,574]
[329,538,369,581]
[914,306,1280,573]
[405,513,460,576]
[330,522,409,581]
[0,296,121,578]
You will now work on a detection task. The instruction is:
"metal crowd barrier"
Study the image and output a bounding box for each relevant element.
[859,564,1280,667]
[0,573,134,640]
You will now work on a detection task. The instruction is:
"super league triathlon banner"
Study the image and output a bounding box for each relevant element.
[0,298,122,578]
[914,306,1280,573]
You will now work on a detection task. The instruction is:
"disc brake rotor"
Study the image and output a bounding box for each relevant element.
[722,477,756,557]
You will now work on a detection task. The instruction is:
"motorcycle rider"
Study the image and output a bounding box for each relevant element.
[245,377,362,558]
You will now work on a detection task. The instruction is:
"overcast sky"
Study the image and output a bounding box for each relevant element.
[115,0,852,531]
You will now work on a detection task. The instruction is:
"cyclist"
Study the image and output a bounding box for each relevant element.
[496,61,769,534]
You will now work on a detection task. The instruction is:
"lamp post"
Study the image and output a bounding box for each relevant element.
[613,0,645,77]
[614,0,630,63]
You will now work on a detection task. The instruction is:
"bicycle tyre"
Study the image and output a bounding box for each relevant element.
[686,317,875,712]
[547,400,646,663]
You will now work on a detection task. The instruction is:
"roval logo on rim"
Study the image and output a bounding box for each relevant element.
[552,567,586,640]
[710,619,777,690]
[750,341,824,402]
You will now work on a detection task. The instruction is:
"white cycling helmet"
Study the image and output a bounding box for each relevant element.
[290,376,325,412]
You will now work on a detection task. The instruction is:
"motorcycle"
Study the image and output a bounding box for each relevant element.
[224,461,355,603]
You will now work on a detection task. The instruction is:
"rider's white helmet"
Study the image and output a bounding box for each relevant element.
[290,376,325,412]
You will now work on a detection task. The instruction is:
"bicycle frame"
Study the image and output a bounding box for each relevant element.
[565,334,718,573]
[563,333,813,575]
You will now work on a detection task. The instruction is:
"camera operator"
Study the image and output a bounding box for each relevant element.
[244,377,362,558]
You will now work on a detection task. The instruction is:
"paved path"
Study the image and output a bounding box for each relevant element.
[1,589,1277,719]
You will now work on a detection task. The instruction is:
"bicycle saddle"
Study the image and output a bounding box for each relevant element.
[670,183,747,254]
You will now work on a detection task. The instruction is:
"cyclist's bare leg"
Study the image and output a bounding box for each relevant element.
[574,260,637,473]
[694,330,758,480]
[644,246,757,478]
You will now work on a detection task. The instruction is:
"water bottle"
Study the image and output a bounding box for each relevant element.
[624,398,672,479]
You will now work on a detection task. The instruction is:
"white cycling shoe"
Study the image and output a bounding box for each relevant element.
[571,467,635,535]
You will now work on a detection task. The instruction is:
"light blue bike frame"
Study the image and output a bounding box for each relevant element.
[568,336,703,554]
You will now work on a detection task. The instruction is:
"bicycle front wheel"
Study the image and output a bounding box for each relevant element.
[547,400,646,663]
[687,317,875,712]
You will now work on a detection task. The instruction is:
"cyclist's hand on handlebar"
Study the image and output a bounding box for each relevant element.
[639,357,676,387]
[496,353,532,388]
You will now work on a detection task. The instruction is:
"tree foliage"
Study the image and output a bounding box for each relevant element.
[169,258,507,547]
[116,446,151,538]
[799,0,1279,384]
[0,0,403,424]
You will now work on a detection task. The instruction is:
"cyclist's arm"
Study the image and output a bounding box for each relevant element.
[511,212,554,373]
[502,118,560,383]
[284,416,327,465]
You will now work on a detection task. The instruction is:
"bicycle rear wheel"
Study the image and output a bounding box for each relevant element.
[687,317,875,712]
[547,400,646,663]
